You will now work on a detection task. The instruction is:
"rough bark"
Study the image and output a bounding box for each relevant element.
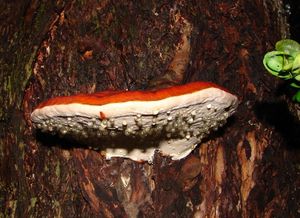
[1,0,299,217]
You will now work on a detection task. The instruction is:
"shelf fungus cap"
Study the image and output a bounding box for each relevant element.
[31,82,238,162]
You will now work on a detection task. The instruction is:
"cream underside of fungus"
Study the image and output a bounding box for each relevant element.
[31,83,238,163]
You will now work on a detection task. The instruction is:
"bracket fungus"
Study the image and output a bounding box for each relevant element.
[31,82,238,162]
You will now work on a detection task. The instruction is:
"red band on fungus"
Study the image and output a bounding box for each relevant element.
[35,82,226,109]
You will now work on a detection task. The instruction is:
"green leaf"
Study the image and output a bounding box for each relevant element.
[263,51,294,78]
[292,54,300,75]
[290,79,300,88]
[275,39,300,58]
[264,39,300,102]
[292,90,300,102]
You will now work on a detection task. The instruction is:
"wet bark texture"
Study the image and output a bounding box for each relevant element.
[1,0,299,217]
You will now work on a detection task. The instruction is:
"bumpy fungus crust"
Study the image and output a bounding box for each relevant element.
[31,82,238,162]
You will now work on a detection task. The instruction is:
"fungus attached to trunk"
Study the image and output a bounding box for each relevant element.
[31,82,238,162]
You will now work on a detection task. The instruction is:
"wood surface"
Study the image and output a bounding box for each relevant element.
[1,0,299,217]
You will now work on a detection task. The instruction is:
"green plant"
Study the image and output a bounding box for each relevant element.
[263,39,300,102]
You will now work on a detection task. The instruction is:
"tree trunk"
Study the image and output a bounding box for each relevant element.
[1,0,299,217]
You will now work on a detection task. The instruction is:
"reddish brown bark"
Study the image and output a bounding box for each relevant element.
[1,0,299,217]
